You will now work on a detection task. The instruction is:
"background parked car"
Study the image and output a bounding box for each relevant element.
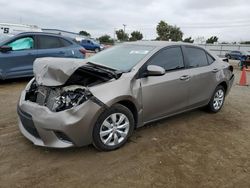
[80,39,104,53]
[225,50,250,60]
[0,32,86,80]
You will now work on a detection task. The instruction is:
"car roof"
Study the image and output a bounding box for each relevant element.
[15,32,72,39]
[123,41,199,48]
[0,32,77,46]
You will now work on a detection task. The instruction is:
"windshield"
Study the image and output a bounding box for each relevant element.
[91,39,100,45]
[87,44,155,72]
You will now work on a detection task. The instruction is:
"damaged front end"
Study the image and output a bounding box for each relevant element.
[24,58,121,112]
[17,58,122,147]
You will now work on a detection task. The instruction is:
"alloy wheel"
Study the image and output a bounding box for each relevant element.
[99,113,130,146]
[213,89,224,110]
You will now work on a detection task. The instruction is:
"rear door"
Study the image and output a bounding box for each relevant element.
[36,35,75,58]
[140,46,191,122]
[183,46,215,108]
[0,35,36,79]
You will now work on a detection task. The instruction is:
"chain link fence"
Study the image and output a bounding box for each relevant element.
[198,44,250,57]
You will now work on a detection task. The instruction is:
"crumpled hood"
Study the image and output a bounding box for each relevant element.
[34,57,87,86]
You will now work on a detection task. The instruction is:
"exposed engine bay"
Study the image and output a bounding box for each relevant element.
[25,82,92,112]
[25,62,121,112]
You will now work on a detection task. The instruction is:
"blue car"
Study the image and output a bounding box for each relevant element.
[225,50,250,60]
[80,39,103,53]
[0,32,86,80]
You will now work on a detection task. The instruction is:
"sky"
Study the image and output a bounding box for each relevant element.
[0,0,250,42]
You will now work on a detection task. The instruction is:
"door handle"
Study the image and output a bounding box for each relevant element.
[59,51,65,54]
[180,75,191,81]
[212,68,219,73]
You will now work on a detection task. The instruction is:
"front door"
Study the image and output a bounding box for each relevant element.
[140,46,190,122]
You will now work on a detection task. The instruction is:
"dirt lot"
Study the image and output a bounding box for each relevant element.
[0,61,250,188]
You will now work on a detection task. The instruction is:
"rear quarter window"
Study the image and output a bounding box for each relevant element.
[206,53,215,65]
[60,38,72,47]
[186,47,208,68]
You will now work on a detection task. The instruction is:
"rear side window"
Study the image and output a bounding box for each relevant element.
[7,37,34,51]
[207,54,215,64]
[149,47,184,71]
[38,36,63,49]
[186,47,208,67]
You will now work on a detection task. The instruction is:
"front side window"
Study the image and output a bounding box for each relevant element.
[38,36,63,49]
[7,37,34,51]
[186,47,208,68]
[149,47,184,71]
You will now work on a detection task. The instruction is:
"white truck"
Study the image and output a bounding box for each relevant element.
[0,23,42,42]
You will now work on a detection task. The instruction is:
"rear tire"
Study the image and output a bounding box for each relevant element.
[92,104,134,151]
[207,85,225,113]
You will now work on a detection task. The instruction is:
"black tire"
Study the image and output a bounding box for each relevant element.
[207,85,225,113]
[92,104,134,151]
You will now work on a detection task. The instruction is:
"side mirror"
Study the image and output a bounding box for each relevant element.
[0,46,12,53]
[145,65,165,77]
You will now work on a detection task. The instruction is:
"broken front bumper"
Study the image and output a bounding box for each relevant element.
[17,89,104,148]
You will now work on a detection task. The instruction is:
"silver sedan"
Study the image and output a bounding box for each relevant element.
[17,41,234,151]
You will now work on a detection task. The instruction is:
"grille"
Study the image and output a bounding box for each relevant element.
[17,107,40,138]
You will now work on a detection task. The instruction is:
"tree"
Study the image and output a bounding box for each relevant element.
[116,29,129,41]
[156,20,183,41]
[183,37,194,43]
[129,31,143,41]
[79,30,91,37]
[206,36,218,44]
[170,26,183,41]
[98,35,114,44]
[240,41,250,44]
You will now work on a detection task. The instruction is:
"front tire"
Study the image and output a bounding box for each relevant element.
[207,85,225,113]
[93,104,134,151]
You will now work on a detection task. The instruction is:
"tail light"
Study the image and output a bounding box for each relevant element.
[79,48,87,57]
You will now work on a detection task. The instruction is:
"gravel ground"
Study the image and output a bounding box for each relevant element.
[0,61,250,188]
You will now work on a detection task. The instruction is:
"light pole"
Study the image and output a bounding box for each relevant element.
[123,24,126,33]
[123,24,127,41]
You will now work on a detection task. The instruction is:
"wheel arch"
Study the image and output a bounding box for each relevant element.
[117,100,139,128]
[218,81,228,93]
